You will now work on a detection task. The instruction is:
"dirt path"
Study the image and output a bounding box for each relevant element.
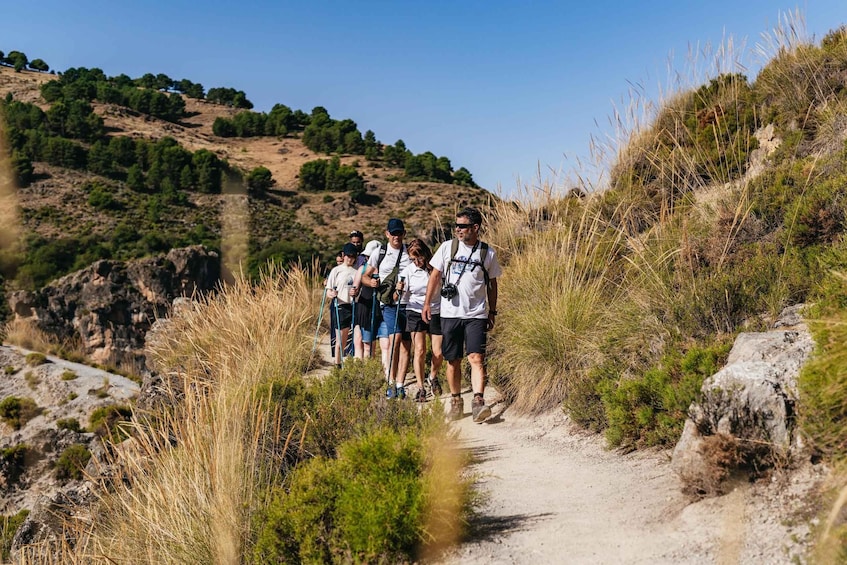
[434,388,822,565]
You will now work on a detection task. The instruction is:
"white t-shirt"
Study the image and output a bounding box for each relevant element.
[367,243,411,305]
[430,239,501,319]
[400,263,439,314]
[325,264,358,304]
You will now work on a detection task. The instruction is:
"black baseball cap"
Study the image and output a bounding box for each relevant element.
[386,218,405,234]
[342,243,358,256]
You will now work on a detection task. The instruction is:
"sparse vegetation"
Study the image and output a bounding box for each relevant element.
[0,444,29,485]
[61,369,77,380]
[1,510,29,562]
[88,404,131,441]
[55,444,91,481]
[25,352,47,366]
[0,396,40,429]
[56,417,82,432]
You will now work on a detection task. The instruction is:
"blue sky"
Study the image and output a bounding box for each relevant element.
[3,1,846,196]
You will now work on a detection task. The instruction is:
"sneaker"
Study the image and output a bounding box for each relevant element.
[386,383,396,399]
[430,377,443,398]
[448,397,463,421]
[414,388,427,403]
[396,386,406,400]
[471,396,491,423]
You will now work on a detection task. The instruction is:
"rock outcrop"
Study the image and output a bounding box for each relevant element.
[671,305,815,496]
[7,246,220,370]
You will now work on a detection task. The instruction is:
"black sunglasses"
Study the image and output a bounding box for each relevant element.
[455,223,475,229]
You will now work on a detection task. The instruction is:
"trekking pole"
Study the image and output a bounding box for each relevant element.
[310,287,328,363]
[387,276,405,385]
[333,288,342,367]
[369,274,379,358]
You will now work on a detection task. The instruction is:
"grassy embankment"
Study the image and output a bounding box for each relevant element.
[11,268,468,564]
[486,16,847,557]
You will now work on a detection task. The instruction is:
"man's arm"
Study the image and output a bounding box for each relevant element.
[422,267,442,323]
[361,265,379,288]
[486,278,498,330]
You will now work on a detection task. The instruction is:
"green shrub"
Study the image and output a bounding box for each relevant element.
[0,444,29,485]
[4,366,16,375]
[89,405,132,441]
[57,417,82,432]
[253,429,428,563]
[1,509,29,562]
[25,352,47,366]
[0,396,41,430]
[601,342,731,448]
[55,444,91,481]
[61,369,78,380]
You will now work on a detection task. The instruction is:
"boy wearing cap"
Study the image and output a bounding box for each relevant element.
[326,243,360,368]
[362,219,412,398]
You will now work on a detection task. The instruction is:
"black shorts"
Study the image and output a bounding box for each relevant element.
[333,303,353,329]
[441,317,487,361]
[405,311,442,335]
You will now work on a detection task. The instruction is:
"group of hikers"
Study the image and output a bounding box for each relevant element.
[322,207,502,422]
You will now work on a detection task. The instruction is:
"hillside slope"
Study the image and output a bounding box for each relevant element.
[0,65,492,287]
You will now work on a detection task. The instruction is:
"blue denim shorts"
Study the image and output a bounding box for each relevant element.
[377,304,407,338]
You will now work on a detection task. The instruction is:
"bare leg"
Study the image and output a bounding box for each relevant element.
[396,336,411,386]
[380,336,391,379]
[336,327,350,366]
[353,326,364,359]
[468,352,486,394]
[430,334,443,379]
[446,358,462,394]
[412,332,426,389]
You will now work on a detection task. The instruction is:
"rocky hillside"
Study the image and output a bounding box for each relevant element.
[0,64,492,291]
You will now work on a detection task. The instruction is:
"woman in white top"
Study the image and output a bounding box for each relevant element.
[399,239,444,401]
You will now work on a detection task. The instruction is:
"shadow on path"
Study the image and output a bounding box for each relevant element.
[466,512,555,542]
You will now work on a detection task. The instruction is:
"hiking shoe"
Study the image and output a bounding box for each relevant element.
[430,377,443,398]
[471,396,491,423]
[414,388,427,403]
[448,397,463,421]
[396,386,406,400]
[386,383,396,399]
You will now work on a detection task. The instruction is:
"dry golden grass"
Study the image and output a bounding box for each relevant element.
[65,267,318,564]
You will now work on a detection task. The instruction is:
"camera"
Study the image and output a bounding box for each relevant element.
[441,282,458,299]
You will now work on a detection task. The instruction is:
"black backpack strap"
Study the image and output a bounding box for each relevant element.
[448,239,489,288]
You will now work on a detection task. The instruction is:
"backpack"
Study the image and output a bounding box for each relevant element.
[358,243,405,305]
[447,239,490,288]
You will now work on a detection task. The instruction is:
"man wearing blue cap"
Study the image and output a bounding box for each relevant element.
[361,218,412,398]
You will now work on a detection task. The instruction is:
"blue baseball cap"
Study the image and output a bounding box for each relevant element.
[342,243,358,256]
[387,218,405,234]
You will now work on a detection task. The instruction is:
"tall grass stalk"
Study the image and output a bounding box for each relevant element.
[491,198,628,413]
[82,266,315,563]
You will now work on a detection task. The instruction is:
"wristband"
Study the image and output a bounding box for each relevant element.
[489,310,498,316]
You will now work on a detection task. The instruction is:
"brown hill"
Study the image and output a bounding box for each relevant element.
[0,65,493,263]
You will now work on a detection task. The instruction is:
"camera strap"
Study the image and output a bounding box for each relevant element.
[444,240,479,288]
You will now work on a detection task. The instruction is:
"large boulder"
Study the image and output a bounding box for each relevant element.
[7,246,220,369]
[671,305,815,496]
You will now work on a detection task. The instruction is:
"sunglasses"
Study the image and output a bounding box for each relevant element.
[455,223,475,230]
[389,230,404,236]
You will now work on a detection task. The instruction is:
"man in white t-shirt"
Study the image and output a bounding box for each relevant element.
[423,207,501,422]
[361,218,412,398]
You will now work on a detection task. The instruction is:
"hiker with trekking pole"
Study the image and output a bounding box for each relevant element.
[325,243,360,369]
[423,207,502,422]
[350,240,381,359]
[400,238,444,402]
[361,218,412,398]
